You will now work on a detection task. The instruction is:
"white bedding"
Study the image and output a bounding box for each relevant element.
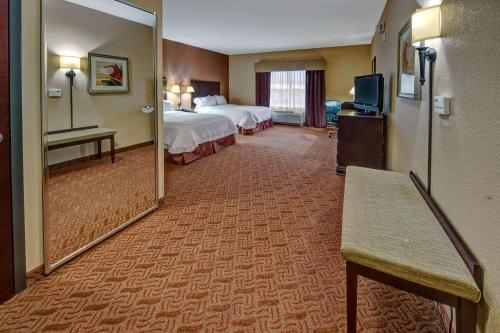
[163,111,237,154]
[195,104,272,129]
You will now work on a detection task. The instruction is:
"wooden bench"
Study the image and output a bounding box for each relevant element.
[48,128,117,163]
[341,166,482,333]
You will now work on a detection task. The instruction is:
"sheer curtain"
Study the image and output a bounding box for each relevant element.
[270,71,306,112]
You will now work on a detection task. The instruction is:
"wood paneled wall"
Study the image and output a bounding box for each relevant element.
[163,39,229,98]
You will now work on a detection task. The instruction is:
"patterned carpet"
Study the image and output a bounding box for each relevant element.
[0,126,445,332]
[48,145,156,264]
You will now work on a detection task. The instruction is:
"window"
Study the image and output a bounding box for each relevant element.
[270,70,306,112]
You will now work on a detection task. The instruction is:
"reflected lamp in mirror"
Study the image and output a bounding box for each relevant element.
[59,55,81,70]
[59,55,80,86]
[59,55,81,129]
[411,5,441,85]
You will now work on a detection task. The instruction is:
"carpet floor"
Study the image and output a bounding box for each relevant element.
[48,145,156,264]
[0,125,445,332]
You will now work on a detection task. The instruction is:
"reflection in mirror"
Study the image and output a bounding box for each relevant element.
[43,0,158,271]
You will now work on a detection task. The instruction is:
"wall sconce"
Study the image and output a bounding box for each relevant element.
[412,5,441,85]
[170,84,181,93]
[59,55,81,129]
[411,5,441,194]
[169,84,181,110]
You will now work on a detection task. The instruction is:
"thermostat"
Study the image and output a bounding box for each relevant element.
[434,96,450,115]
[48,88,62,97]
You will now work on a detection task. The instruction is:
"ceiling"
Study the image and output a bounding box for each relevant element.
[65,0,155,26]
[162,0,387,55]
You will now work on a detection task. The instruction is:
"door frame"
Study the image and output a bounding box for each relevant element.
[9,0,26,294]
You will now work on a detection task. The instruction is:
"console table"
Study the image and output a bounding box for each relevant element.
[336,110,385,174]
[48,128,117,163]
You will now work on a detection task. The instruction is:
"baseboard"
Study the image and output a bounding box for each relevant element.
[26,264,45,287]
[437,302,455,333]
[49,140,155,171]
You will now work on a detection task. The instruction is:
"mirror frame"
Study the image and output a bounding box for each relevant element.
[41,0,159,274]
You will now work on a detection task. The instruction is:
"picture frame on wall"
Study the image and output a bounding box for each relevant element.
[397,20,420,100]
[88,53,129,93]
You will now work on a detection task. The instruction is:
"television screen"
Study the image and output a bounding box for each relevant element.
[354,74,384,113]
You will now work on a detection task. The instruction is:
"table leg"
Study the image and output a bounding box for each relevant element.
[110,135,115,163]
[346,261,358,333]
[456,298,476,333]
[97,140,102,159]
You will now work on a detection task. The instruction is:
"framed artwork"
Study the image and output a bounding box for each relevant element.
[397,20,420,100]
[88,53,129,93]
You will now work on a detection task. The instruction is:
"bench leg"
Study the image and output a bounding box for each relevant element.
[110,135,115,163]
[456,298,476,333]
[346,261,358,333]
[97,140,102,159]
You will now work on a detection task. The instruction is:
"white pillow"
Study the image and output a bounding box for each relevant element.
[215,95,227,105]
[194,96,217,107]
[206,95,217,106]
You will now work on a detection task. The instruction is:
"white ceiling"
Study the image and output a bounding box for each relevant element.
[163,0,387,55]
[65,0,155,26]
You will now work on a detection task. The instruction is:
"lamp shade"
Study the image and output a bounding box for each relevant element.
[186,85,195,93]
[411,5,441,46]
[349,86,355,96]
[170,84,181,93]
[60,55,81,69]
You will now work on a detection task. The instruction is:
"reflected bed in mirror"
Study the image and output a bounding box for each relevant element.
[42,0,158,272]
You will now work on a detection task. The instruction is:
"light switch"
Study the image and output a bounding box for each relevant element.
[434,96,450,115]
[48,88,62,97]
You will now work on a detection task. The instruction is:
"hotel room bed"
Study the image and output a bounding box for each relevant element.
[191,80,273,135]
[196,104,272,135]
[163,110,238,165]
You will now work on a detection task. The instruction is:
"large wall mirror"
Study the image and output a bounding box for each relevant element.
[42,0,158,273]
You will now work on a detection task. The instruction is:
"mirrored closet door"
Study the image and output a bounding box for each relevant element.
[42,0,158,273]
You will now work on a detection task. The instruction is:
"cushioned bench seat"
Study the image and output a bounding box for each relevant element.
[48,128,117,147]
[48,128,117,163]
[340,166,481,303]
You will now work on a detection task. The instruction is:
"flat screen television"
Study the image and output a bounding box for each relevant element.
[353,74,384,113]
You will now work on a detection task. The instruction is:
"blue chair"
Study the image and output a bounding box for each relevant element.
[325,100,341,125]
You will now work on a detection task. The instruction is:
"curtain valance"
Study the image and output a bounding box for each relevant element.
[255,58,326,73]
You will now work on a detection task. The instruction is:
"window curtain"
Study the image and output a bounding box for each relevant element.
[255,72,271,107]
[270,71,306,112]
[305,70,326,128]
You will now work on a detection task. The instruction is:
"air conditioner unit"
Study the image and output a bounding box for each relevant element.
[272,111,304,125]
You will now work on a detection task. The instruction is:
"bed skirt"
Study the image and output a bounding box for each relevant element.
[238,119,273,135]
[168,134,236,165]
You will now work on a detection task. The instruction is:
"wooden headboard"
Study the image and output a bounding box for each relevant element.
[191,80,221,108]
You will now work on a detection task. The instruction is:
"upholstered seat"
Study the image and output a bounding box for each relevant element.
[340,166,481,303]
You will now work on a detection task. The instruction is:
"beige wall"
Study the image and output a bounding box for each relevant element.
[46,1,155,165]
[229,45,371,105]
[21,0,164,272]
[371,0,500,331]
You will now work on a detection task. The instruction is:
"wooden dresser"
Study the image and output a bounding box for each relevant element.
[336,110,386,174]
